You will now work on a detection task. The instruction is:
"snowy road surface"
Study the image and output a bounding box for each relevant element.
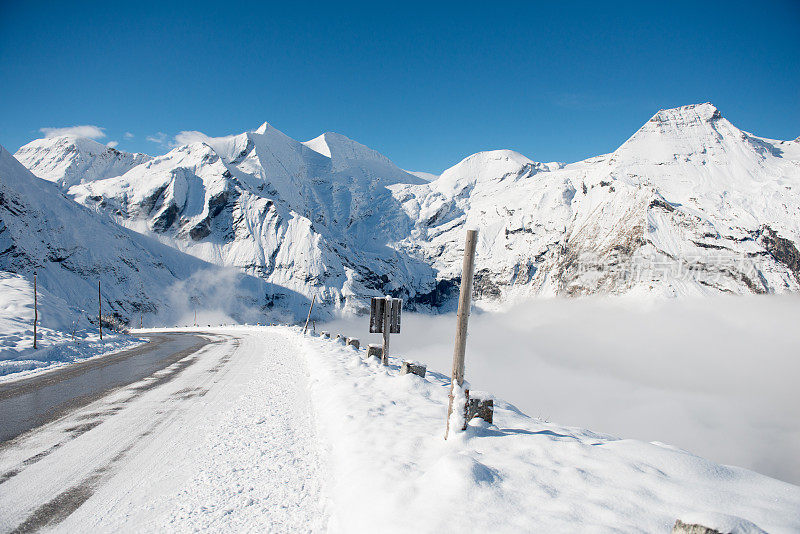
[0,333,209,442]
[0,325,798,533]
[0,328,327,532]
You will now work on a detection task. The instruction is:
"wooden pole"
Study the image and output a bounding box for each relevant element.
[445,229,478,439]
[303,294,317,334]
[98,280,102,341]
[33,273,38,349]
[382,296,392,365]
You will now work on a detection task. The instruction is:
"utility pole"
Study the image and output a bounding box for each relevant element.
[33,273,38,349]
[303,295,317,334]
[98,281,102,340]
[445,229,478,440]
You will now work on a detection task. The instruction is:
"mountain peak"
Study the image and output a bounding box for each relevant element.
[613,102,737,161]
[650,102,722,124]
[14,135,151,188]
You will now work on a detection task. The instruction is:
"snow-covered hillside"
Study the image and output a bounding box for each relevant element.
[0,144,297,332]
[14,135,151,188]
[0,271,145,378]
[17,103,800,314]
[67,124,434,314]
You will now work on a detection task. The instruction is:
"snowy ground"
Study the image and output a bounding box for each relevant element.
[0,328,328,532]
[1,325,798,532]
[0,272,145,381]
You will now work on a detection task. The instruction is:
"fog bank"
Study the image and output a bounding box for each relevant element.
[323,295,800,485]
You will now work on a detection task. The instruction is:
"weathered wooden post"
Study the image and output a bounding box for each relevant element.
[464,392,493,427]
[382,296,392,364]
[33,273,38,349]
[445,229,478,440]
[346,337,360,349]
[401,361,427,378]
[303,295,317,335]
[367,344,382,360]
[98,280,102,341]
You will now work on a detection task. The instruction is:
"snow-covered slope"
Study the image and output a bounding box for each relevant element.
[0,144,289,329]
[0,271,145,378]
[14,135,151,187]
[301,329,800,533]
[19,104,800,314]
[68,124,433,314]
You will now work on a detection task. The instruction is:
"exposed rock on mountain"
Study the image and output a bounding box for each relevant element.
[0,144,290,325]
[16,104,800,315]
[392,103,800,304]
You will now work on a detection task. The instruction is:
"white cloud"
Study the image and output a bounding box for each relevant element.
[123,132,135,139]
[172,130,212,147]
[146,132,168,145]
[39,125,105,139]
[106,141,119,148]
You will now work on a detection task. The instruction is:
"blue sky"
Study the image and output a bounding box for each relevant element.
[1,0,798,173]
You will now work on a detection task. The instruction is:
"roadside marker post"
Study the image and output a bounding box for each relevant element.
[303,295,317,335]
[98,281,102,341]
[33,273,38,349]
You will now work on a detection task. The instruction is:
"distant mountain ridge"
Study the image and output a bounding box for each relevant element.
[14,135,151,188]
[13,103,800,317]
[0,144,296,326]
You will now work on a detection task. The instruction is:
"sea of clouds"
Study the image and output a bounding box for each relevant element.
[323,295,800,485]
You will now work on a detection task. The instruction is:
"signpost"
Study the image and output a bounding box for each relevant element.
[369,296,401,364]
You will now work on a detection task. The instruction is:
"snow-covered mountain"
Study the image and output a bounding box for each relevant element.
[14,135,151,188]
[0,144,293,327]
[393,103,800,304]
[66,124,435,313]
[16,103,800,315]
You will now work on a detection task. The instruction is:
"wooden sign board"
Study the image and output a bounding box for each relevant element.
[389,298,401,333]
[369,297,402,333]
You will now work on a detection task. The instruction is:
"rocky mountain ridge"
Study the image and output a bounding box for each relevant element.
[13,103,800,317]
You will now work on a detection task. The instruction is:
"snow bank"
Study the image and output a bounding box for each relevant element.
[321,295,800,486]
[299,328,800,533]
[0,271,144,380]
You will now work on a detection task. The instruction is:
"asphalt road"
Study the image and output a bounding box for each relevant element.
[0,332,211,444]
